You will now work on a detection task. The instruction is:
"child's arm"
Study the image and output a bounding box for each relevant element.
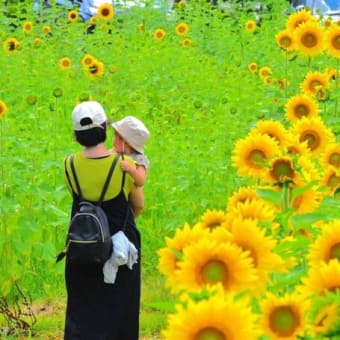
[120,160,146,187]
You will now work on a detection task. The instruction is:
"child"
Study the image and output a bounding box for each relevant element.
[111,116,150,187]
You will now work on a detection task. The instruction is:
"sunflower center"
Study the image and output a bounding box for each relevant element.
[329,152,340,167]
[302,33,317,48]
[310,80,322,91]
[8,42,16,51]
[332,36,340,50]
[295,104,308,118]
[329,242,340,261]
[201,259,228,285]
[269,306,299,337]
[281,36,292,47]
[89,65,98,74]
[102,8,110,17]
[270,159,294,182]
[327,173,340,189]
[195,327,226,340]
[300,130,320,151]
[249,149,266,167]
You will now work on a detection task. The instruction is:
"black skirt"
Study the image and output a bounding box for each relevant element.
[64,193,141,340]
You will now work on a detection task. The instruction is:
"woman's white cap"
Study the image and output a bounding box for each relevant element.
[72,101,107,131]
[111,116,150,154]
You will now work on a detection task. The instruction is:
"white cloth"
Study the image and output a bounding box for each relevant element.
[80,0,114,21]
[103,231,138,284]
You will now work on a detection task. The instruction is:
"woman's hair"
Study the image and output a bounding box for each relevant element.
[74,121,107,147]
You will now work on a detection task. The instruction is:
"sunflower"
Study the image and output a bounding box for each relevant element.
[300,259,340,296]
[59,57,71,70]
[248,62,258,73]
[321,143,340,169]
[290,116,335,155]
[97,3,115,21]
[245,20,257,33]
[228,218,285,286]
[3,37,20,54]
[68,10,79,22]
[321,166,340,194]
[323,17,334,29]
[260,292,307,339]
[174,238,257,293]
[81,54,96,68]
[163,288,259,340]
[263,76,273,85]
[42,25,51,35]
[157,223,209,288]
[22,21,33,33]
[89,16,98,25]
[325,24,340,58]
[0,100,8,119]
[177,0,185,9]
[294,21,324,56]
[285,94,319,123]
[259,66,272,79]
[296,154,321,183]
[228,198,277,223]
[291,186,322,215]
[308,220,340,265]
[232,133,279,179]
[266,156,297,185]
[276,30,296,52]
[310,302,339,335]
[153,28,166,40]
[283,132,311,156]
[175,22,189,36]
[249,120,287,147]
[137,23,145,32]
[315,85,329,101]
[181,38,192,48]
[33,38,41,48]
[88,60,104,77]
[276,79,288,91]
[194,209,229,231]
[285,8,315,32]
[77,93,93,103]
[227,186,259,211]
[300,71,330,97]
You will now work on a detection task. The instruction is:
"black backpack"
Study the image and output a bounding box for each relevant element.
[57,153,120,264]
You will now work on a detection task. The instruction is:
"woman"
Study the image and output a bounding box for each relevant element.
[63,100,143,340]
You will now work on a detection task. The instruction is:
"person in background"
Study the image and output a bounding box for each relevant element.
[63,101,143,340]
[111,116,150,189]
[79,0,113,21]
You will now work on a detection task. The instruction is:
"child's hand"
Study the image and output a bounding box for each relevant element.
[120,160,133,173]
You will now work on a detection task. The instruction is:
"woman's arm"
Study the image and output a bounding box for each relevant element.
[129,186,144,218]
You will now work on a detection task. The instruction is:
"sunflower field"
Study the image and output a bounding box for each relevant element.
[1,0,340,339]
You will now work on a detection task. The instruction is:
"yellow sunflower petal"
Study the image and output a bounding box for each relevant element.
[163,289,259,339]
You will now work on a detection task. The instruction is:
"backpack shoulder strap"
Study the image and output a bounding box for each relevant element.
[64,156,73,192]
[98,153,121,203]
[69,154,84,200]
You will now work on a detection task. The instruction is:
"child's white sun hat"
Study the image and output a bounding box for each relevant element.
[111,116,150,154]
